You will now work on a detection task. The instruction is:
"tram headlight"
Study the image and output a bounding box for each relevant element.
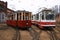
[26,23,28,25]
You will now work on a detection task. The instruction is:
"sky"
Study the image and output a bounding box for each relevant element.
[1,0,60,14]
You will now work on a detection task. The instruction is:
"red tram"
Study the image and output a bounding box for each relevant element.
[6,11,32,29]
[32,9,56,29]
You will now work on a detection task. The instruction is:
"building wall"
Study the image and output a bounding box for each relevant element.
[0,12,6,23]
[56,14,60,26]
[0,1,7,23]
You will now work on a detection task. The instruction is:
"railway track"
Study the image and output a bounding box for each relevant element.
[12,26,60,40]
[32,25,43,40]
[0,24,60,40]
[27,25,43,40]
[53,27,60,40]
[54,27,60,33]
[46,28,58,40]
[27,27,40,40]
[12,28,20,40]
[32,25,59,40]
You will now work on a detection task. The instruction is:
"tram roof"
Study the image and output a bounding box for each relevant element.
[42,9,52,12]
[15,10,31,13]
[37,9,53,14]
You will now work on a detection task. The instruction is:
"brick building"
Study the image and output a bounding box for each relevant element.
[56,14,60,26]
[0,1,15,23]
[0,1,7,23]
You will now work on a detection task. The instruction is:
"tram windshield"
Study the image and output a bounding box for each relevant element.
[42,12,55,20]
[46,14,55,20]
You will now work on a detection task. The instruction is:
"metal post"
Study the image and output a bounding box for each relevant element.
[44,11,46,20]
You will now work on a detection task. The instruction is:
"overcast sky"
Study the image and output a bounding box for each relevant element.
[1,0,60,14]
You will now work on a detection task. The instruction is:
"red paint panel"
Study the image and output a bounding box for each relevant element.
[39,22,56,25]
[38,22,56,28]
[6,20,11,25]
[10,20,16,27]
[6,20,31,28]
[32,21,37,25]
[18,20,31,28]
[27,20,31,26]
[6,20,16,27]
[33,21,55,28]
[18,20,26,27]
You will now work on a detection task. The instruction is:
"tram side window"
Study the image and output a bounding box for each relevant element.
[23,13,24,20]
[12,15,13,20]
[26,16,28,20]
[14,14,17,20]
[20,13,21,20]
[13,14,15,20]
[35,15,36,20]
[36,14,39,20]
[32,16,33,20]
[9,15,13,20]
[29,14,31,20]
[42,14,44,20]
[25,13,29,20]
[23,14,24,20]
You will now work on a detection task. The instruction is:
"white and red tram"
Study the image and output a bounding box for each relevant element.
[32,9,56,29]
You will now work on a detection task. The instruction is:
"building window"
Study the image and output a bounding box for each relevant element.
[0,14,1,22]
[2,14,4,19]
[0,14,1,19]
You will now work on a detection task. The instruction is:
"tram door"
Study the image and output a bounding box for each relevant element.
[25,12,31,26]
[26,15,29,20]
[25,13,29,25]
[25,13,31,20]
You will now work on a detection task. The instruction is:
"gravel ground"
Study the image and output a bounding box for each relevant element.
[0,24,60,40]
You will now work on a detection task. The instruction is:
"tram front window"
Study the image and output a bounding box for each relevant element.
[46,14,54,20]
